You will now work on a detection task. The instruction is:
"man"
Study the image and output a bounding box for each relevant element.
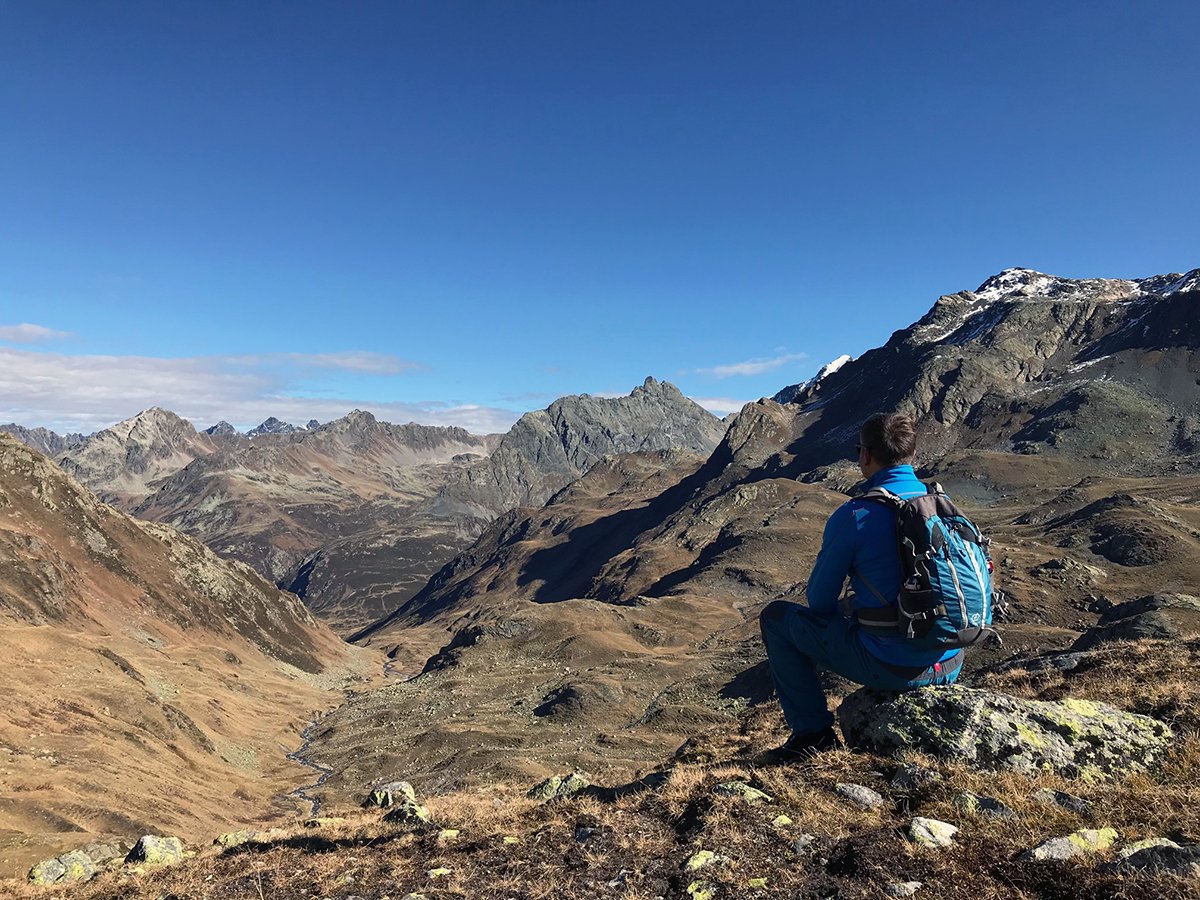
[759,412,964,759]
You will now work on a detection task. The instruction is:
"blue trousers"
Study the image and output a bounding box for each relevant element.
[759,600,963,735]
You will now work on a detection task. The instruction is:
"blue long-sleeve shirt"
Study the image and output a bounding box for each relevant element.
[806,464,960,667]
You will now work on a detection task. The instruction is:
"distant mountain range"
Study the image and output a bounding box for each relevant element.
[6,379,723,633]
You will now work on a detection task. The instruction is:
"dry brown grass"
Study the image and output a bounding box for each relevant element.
[9,637,1200,899]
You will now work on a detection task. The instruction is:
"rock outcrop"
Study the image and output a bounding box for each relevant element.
[838,685,1173,777]
[1071,593,1200,651]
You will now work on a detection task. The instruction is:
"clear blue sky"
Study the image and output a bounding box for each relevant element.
[1,1,1197,433]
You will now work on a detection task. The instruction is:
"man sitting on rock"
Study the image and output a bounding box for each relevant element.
[759,412,965,760]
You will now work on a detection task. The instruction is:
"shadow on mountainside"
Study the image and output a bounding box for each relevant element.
[517,447,731,604]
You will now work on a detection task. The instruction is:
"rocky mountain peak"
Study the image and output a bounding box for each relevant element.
[57,408,218,507]
[205,420,237,436]
[247,416,303,437]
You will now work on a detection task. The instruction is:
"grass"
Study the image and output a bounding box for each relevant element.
[8,639,1200,899]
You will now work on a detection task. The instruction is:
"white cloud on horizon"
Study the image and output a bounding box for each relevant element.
[0,348,521,436]
[0,323,71,343]
[694,351,807,379]
[691,396,752,417]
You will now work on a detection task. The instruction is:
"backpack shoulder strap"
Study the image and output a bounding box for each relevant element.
[858,486,906,510]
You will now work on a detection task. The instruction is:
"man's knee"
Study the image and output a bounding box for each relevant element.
[759,599,796,638]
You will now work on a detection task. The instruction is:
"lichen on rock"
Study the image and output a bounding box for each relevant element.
[125,834,184,867]
[838,685,1172,777]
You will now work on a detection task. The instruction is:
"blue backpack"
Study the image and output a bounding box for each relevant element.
[854,483,996,649]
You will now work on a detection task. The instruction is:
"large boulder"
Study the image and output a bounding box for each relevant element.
[838,685,1172,778]
[28,850,97,886]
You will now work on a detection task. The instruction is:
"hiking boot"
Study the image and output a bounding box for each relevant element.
[757,727,842,765]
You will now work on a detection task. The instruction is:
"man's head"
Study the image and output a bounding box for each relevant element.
[857,412,917,478]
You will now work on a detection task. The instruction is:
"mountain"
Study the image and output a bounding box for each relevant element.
[204,420,237,436]
[314,266,1200,796]
[428,377,726,522]
[0,433,374,878]
[287,379,725,631]
[133,410,492,593]
[247,416,305,437]
[0,424,85,456]
[56,408,226,507]
[772,266,1200,479]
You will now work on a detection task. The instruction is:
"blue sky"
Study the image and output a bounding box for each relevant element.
[2,1,1197,434]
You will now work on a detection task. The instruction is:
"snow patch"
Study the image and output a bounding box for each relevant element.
[815,354,852,380]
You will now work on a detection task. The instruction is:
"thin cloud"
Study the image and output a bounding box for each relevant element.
[691,396,751,417]
[0,348,519,436]
[695,352,807,379]
[0,323,71,343]
[221,351,425,375]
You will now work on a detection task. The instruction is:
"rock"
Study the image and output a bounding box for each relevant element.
[1032,788,1091,816]
[771,814,793,827]
[686,854,720,873]
[427,867,452,879]
[437,829,461,845]
[792,833,817,855]
[304,816,347,828]
[908,818,958,849]
[955,791,1016,819]
[401,894,429,900]
[885,882,924,898]
[835,782,885,810]
[382,800,432,825]
[687,880,717,900]
[503,835,522,845]
[574,826,595,842]
[364,780,418,809]
[838,685,1173,778]
[126,835,184,866]
[1019,827,1117,861]
[748,877,769,888]
[1072,593,1200,651]
[28,850,97,886]
[214,830,259,848]
[1116,837,1181,859]
[890,764,941,791]
[526,771,590,801]
[80,840,130,864]
[713,781,773,803]
[1102,844,1200,876]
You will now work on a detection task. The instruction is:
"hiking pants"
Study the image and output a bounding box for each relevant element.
[759,600,963,735]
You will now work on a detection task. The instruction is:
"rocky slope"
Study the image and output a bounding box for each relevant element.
[0,424,85,457]
[0,433,376,879]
